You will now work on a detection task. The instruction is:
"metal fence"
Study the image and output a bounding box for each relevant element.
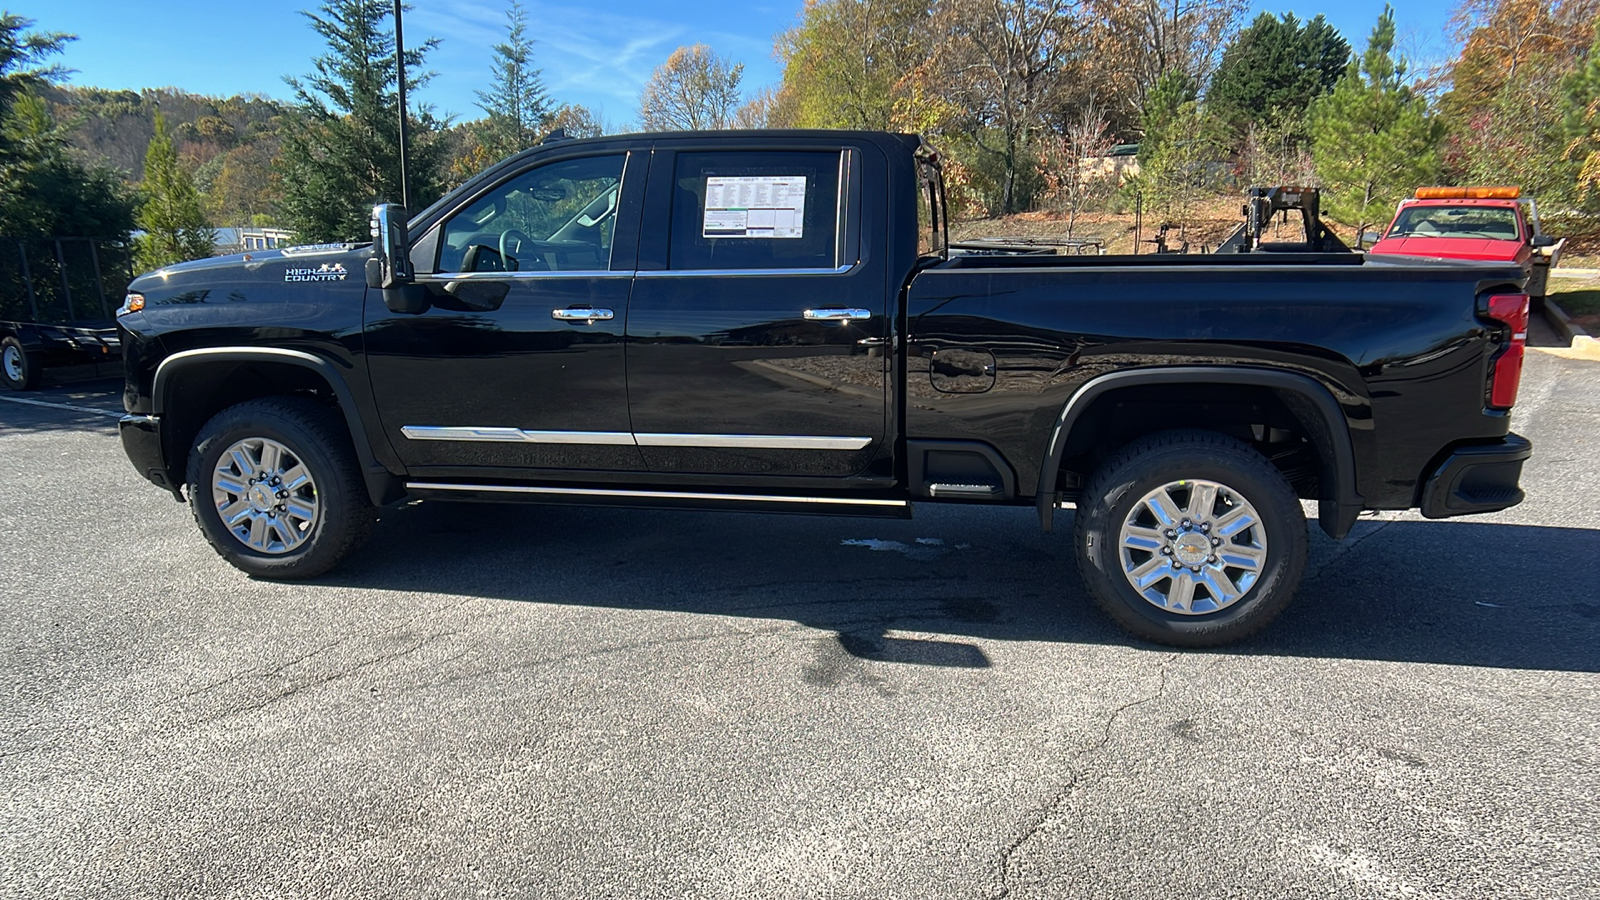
[0,237,136,324]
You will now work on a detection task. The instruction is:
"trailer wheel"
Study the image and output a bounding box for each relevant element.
[1,336,41,391]
[186,396,375,579]
[1073,429,1308,647]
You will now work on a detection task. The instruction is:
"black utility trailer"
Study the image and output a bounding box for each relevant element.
[1,236,135,390]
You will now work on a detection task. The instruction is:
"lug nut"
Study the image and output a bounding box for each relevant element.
[1164,529,1177,539]
[1208,555,1218,564]
[1161,547,1172,555]
[1211,537,1222,547]
[1171,560,1181,568]
[1200,523,1210,533]
[1191,566,1202,573]
[1181,518,1191,529]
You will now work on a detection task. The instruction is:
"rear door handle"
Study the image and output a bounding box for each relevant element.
[552,307,615,321]
[803,308,872,321]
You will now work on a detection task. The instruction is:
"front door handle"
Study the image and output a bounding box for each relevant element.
[552,307,615,321]
[803,307,872,321]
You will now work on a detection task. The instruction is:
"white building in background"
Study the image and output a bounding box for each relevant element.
[214,226,294,255]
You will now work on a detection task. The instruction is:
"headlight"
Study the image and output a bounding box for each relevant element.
[117,292,145,315]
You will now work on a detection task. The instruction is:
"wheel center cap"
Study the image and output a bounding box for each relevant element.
[1172,534,1210,566]
[248,485,275,512]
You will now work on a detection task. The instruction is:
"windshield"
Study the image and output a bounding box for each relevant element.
[1387,205,1521,240]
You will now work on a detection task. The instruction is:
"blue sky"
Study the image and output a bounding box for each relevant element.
[19,0,1461,128]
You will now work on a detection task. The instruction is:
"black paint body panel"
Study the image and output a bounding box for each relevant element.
[905,257,1524,508]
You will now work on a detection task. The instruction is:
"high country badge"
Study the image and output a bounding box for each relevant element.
[285,262,349,283]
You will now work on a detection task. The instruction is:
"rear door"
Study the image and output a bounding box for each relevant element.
[624,140,890,480]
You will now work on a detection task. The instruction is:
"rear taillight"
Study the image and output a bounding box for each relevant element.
[1485,293,1529,409]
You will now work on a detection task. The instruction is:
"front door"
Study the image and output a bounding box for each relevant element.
[624,144,890,481]
[366,150,645,478]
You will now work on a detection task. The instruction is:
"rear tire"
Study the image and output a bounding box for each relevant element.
[186,396,375,579]
[1073,429,1308,647]
[1,336,40,391]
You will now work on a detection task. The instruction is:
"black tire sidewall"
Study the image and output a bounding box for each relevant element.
[187,400,363,579]
[1078,443,1307,646]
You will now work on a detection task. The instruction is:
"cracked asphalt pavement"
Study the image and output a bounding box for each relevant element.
[2,335,1597,899]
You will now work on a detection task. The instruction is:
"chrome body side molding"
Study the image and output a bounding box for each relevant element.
[634,433,871,450]
[400,426,635,445]
[401,427,872,451]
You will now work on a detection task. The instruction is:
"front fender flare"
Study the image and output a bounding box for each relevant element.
[152,347,402,505]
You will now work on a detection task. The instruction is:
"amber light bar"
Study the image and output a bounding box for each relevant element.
[1414,186,1521,199]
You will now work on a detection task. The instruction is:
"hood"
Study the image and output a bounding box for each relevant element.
[130,243,371,291]
[1368,236,1523,262]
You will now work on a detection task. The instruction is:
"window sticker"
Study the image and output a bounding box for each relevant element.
[703,175,806,238]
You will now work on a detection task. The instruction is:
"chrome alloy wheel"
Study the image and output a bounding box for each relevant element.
[211,437,319,554]
[1116,479,1267,615]
[2,344,22,382]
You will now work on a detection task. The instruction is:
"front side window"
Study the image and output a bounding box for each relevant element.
[669,150,841,271]
[1387,205,1522,240]
[439,153,626,273]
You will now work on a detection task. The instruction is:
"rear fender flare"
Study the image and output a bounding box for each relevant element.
[1036,366,1363,538]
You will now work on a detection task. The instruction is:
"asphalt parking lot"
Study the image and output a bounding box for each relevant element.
[3,331,1597,899]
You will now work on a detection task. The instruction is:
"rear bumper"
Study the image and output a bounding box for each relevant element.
[1419,434,1532,518]
[119,414,182,500]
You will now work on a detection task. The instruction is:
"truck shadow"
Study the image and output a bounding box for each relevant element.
[330,502,1600,674]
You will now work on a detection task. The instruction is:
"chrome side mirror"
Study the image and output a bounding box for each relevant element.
[365,203,412,289]
[365,203,429,314]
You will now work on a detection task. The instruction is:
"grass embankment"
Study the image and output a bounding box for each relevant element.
[1548,272,1600,333]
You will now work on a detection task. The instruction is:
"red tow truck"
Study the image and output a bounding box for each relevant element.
[1367,187,1563,305]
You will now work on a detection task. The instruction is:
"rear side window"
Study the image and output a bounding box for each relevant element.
[669,151,841,271]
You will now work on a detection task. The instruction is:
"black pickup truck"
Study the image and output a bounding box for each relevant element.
[115,130,1533,646]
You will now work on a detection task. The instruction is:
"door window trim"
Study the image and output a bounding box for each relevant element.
[413,271,636,283]
[632,263,856,279]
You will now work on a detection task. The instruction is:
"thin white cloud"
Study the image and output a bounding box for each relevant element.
[409,0,781,125]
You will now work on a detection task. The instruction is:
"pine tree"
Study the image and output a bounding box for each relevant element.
[474,1,549,161]
[133,111,214,271]
[1207,12,1350,142]
[1310,6,1444,233]
[277,0,447,243]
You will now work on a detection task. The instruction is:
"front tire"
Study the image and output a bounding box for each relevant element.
[1073,430,1308,647]
[186,396,375,579]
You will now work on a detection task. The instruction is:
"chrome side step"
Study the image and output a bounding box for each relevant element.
[404,482,913,518]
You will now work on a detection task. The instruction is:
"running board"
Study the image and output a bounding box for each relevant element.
[404,482,913,518]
